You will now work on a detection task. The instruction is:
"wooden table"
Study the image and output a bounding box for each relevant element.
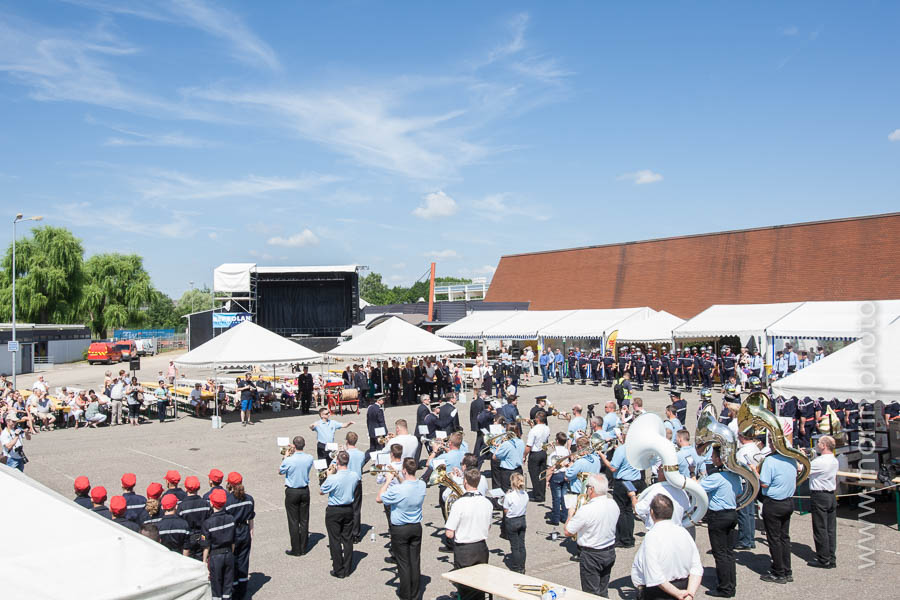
[838,469,900,530]
[442,564,605,600]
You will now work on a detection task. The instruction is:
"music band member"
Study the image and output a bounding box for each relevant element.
[320,451,360,578]
[699,448,740,598]
[524,410,550,502]
[310,408,354,462]
[564,473,619,598]
[377,457,427,600]
[344,432,367,544]
[493,422,525,492]
[280,436,314,557]
[445,468,493,600]
[759,440,798,584]
[599,429,644,548]
[808,435,838,569]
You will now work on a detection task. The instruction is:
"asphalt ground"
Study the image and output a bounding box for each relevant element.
[17,356,900,599]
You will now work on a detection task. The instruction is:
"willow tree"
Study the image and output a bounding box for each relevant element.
[0,226,86,323]
[82,253,153,336]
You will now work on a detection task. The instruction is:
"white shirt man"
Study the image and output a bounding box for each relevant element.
[632,495,703,599]
[808,435,839,568]
[391,433,419,461]
[634,467,691,531]
[525,422,550,452]
[445,469,493,599]
[31,377,48,394]
[564,473,620,598]
[736,437,763,470]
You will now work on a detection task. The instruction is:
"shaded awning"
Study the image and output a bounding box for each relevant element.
[674,302,804,340]
[766,300,900,340]
[436,310,520,339]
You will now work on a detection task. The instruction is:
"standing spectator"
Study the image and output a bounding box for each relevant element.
[154,382,170,424]
[554,348,564,384]
[298,366,314,414]
[1,413,30,471]
[126,377,142,426]
[166,361,178,385]
[109,376,125,426]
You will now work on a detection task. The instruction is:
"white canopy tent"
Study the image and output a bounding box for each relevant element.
[327,316,465,360]
[674,302,804,359]
[772,319,900,401]
[0,467,210,600]
[766,300,900,341]
[174,320,321,369]
[436,310,520,340]
[616,310,686,343]
[537,307,652,340]
[480,310,575,340]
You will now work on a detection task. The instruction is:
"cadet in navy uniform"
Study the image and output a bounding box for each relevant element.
[378,457,428,600]
[692,348,703,386]
[720,347,737,387]
[110,496,141,532]
[89,486,112,519]
[202,489,236,600]
[669,391,688,426]
[161,470,187,504]
[796,396,817,450]
[634,351,646,387]
[666,353,679,389]
[120,473,146,522]
[73,476,92,508]
[474,402,496,460]
[603,350,616,384]
[158,494,192,555]
[138,482,164,527]
[776,395,798,439]
[178,476,210,560]
[701,350,716,389]
[618,348,630,383]
[680,350,694,390]
[203,469,230,504]
[320,450,361,578]
[225,472,255,600]
[366,395,388,452]
[649,352,661,390]
[843,398,860,429]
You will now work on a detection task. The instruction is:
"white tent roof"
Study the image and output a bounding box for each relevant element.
[327,316,465,359]
[481,310,576,340]
[538,307,652,339]
[766,300,900,340]
[673,302,804,340]
[436,310,520,339]
[772,319,900,400]
[617,310,686,343]
[174,320,321,368]
[1,467,210,600]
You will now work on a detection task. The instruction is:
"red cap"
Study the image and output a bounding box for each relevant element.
[161,494,178,510]
[121,473,136,488]
[146,482,163,499]
[164,470,181,484]
[227,471,242,486]
[208,469,224,483]
[90,486,108,504]
[74,476,91,493]
[184,476,200,491]
[110,496,127,515]
[209,488,227,508]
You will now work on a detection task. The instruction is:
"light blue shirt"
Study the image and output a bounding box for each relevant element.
[279,452,314,488]
[380,479,427,525]
[610,445,641,481]
[313,419,342,444]
[564,454,601,493]
[460,440,469,454]
[700,471,741,511]
[786,351,798,367]
[347,448,366,477]
[567,416,587,439]
[494,438,525,469]
[321,469,360,505]
[664,417,683,436]
[441,448,465,471]
[555,352,563,364]
[750,355,764,370]
[676,446,707,478]
[775,357,788,374]
[601,412,620,439]
[759,454,798,500]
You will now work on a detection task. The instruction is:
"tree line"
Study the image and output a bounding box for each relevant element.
[359,272,473,306]
[0,226,210,337]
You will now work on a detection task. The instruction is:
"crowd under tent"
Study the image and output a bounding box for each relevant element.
[615,310,686,344]
[327,316,465,360]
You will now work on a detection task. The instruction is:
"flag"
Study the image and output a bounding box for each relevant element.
[606,330,618,351]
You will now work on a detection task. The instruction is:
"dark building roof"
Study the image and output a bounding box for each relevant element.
[361,300,530,324]
[485,213,900,319]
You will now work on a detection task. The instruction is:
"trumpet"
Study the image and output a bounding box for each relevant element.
[317,462,336,484]
[515,416,534,428]
[479,431,517,455]
[541,440,557,454]
[328,444,346,460]
[280,445,295,457]
[377,433,396,446]
[362,463,399,477]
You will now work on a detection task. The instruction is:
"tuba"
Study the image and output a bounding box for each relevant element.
[695,404,760,510]
[624,413,709,526]
[427,464,464,520]
[817,405,846,446]
[737,391,810,485]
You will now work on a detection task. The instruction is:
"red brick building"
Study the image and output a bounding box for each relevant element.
[485,213,900,319]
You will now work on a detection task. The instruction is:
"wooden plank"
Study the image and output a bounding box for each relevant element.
[441,564,604,600]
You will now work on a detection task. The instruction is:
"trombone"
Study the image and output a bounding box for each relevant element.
[479,431,517,455]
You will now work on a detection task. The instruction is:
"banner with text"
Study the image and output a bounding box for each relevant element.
[212,312,252,329]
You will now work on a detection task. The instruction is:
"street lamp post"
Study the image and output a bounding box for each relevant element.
[189,281,195,314]
[11,213,43,390]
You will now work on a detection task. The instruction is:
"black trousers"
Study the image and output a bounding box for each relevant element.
[505,515,527,572]
[613,478,645,546]
[707,509,737,594]
[498,466,523,493]
[352,480,363,540]
[300,391,312,413]
[527,451,547,502]
[490,456,502,490]
[284,486,310,555]
[325,504,355,576]
[403,383,415,404]
[453,540,489,600]
[473,432,485,460]
[391,522,422,600]
[317,442,328,463]
[641,576,688,600]
[208,549,234,600]
[811,490,837,565]
[232,527,252,600]
[762,497,793,577]
[579,545,616,598]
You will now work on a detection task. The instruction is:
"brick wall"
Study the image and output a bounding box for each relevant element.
[485,213,900,319]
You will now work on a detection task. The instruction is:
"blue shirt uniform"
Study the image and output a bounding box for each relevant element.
[760,454,798,500]
[676,446,707,478]
[494,438,525,470]
[664,416,683,436]
[700,470,741,511]
[610,446,641,481]
[601,412,620,439]
[346,448,366,478]
[567,416,587,440]
[441,448,465,471]
[564,454,601,493]
[380,479,427,526]
[321,469,361,506]
[313,419,343,444]
[280,452,314,488]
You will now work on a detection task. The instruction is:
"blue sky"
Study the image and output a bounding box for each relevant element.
[1,1,898,297]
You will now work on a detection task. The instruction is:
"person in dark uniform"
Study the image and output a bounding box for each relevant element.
[225,472,255,600]
[474,402,496,460]
[720,347,737,388]
[666,353,678,390]
[203,469,232,505]
[414,360,426,398]
[202,489,236,600]
[670,391,688,426]
[161,470,187,505]
[73,476,92,509]
[414,394,431,465]
[89,486,112,519]
[590,352,601,384]
[320,451,360,578]
[158,494,192,555]
[298,366,314,414]
[634,350,647,387]
[692,347,703,386]
[367,395,388,453]
[469,390,486,442]
[110,496,141,532]
[438,394,461,436]
[796,396,817,450]
[120,473,146,522]
[402,361,416,405]
[701,350,716,389]
[568,350,578,384]
[649,352,661,390]
[603,350,616,385]
[178,476,210,560]
[497,396,520,432]
[680,350,694,390]
[388,360,401,406]
[530,396,549,421]
[843,398,860,429]
[137,482,164,527]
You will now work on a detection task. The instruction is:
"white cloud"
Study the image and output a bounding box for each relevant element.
[473,265,496,275]
[477,192,550,221]
[617,170,664,185]
[208,232,218,240]
[424,249,459,259]
[413,191,458,219]
[55,201,197,238]
[267,229,319,247]
[128,169,339,202]
[889,129,900,142]
[485,13,529,64]
[100,124,214,148]
[781,26,799,36]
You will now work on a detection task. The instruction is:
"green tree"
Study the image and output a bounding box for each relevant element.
[175,286,213,325]
[359,272,396,305]
[82,253,153,336]
[0,226,86,323]
[144,290,181,330]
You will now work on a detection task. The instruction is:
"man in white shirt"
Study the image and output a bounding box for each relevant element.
[564,473,619,598]
[31,376,48,394]
[634,465,692,535]
[109,377,125,426]
[389,419,419,460]
[445,468,493,600]
[524,411,550,502]
[631,495,703,600]
[808,435,839,568]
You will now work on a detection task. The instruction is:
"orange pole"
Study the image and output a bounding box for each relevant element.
[427,262,436,331]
